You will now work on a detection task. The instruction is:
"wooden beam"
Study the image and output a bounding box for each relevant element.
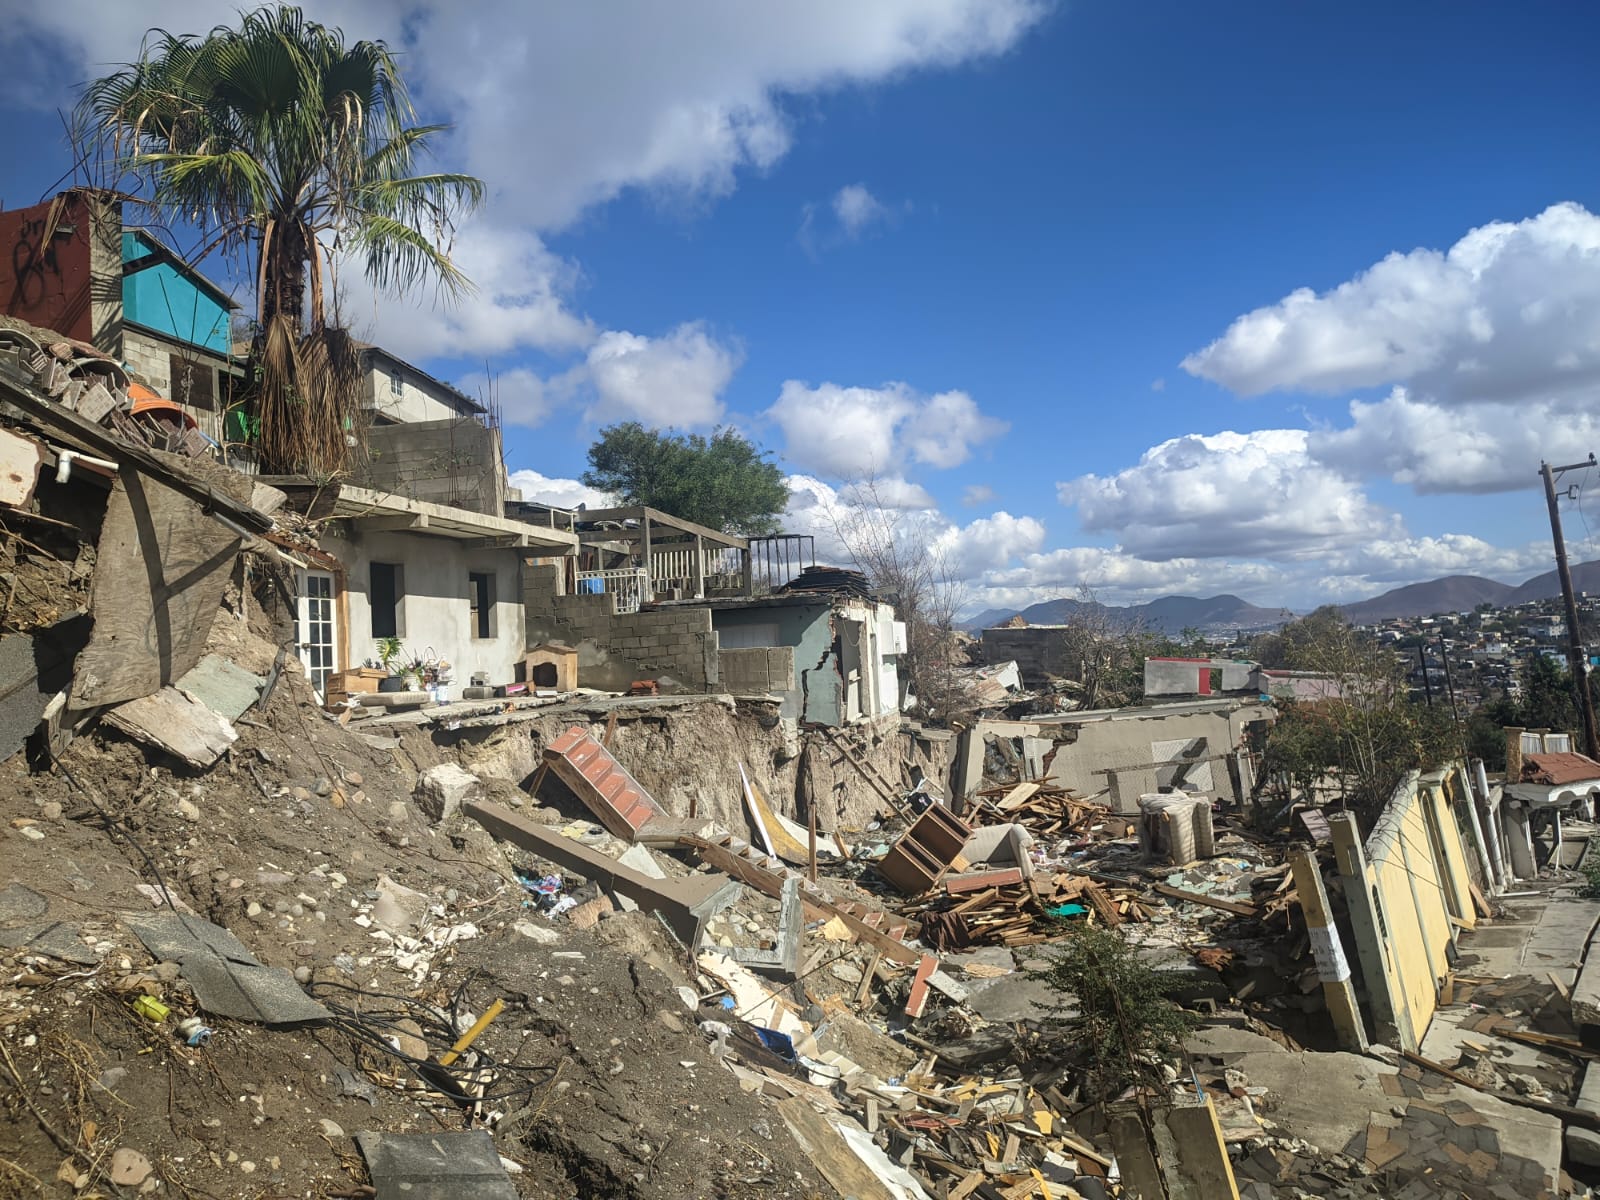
[1151,883,1258,917]
[579,504,748,550]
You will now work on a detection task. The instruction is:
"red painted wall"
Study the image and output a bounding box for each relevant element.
[0,194,94,342]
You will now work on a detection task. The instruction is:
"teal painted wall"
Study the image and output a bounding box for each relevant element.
[712,602,839,723]
[121,233,231,354]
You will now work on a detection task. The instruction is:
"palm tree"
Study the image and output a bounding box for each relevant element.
[76,4,484,474]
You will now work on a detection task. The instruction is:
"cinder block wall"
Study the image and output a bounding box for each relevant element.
[980,627,1080,689]
[358,419,506,516]
[720,646,795,694]
[523,564,719,693]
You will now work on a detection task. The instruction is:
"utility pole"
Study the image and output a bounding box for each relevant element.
[1540,456,1600,760]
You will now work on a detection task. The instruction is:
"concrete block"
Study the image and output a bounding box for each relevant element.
[413,763,484,823]
[1569,1126,1600,1168]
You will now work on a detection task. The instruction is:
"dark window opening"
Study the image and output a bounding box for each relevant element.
[469,572,495,639]
[169,353,216,410]
[370,562,403,638]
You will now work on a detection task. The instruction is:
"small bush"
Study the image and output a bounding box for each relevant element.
[1028,925,1200,1099]
[1579,858,1600,899]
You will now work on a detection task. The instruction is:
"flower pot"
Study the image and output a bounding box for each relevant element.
[378,676,408,693]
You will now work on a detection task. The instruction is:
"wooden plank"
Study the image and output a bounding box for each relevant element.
[683,836,921,964]
[776,1098,902,1200]
[1151,883,1258,917]
[104,687,237,767]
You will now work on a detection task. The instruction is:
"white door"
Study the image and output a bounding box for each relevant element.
[298,569,337,699]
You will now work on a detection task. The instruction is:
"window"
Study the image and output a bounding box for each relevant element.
[469,572,495,639]
[370,562,404,639]
[389,369,404,396]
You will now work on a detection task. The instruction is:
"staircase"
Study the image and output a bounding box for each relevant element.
[544,725,665,840]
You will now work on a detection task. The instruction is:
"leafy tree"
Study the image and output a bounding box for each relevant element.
[76,5,483,474]
[1256,610,1455,830]
[1028,925,1199,1099]
[581,422,788,535]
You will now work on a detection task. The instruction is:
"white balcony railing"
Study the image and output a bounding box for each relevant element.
[575,567,651,614]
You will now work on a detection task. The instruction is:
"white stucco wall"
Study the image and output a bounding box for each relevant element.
[322,528,526,687]
[363,364,476,425]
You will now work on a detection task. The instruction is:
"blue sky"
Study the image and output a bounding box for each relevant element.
[5,1,1600,612]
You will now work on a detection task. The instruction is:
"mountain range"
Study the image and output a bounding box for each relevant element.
[964,559,1600,635]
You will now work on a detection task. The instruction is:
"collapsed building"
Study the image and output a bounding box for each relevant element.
[3,200,1600,1200]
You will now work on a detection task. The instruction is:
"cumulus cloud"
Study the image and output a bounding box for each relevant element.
[339,221,595,359]
[506,468,614,511]
[1058,429,1397,561]
[10,2,1045,230]
[768,381,1007,477]
[1182,204,1600,399]
[585,322,742,426]
[1309,386,1600,494]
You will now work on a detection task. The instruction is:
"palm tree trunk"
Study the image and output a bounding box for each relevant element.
[261,220,308,337]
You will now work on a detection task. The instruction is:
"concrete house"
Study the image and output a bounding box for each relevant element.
[522,551,906,727]
[277,483,578,700]
[0,189,242,451]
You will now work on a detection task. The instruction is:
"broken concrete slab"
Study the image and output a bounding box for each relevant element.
[617,842,667,880]
[1568,912,1600,1032]
[1184,1025,1562,1179]
[353,1130,518,1200]
[124,912,329,1025]
[413,763,483,823]
[464,800,738,948]
[175,654,264,721]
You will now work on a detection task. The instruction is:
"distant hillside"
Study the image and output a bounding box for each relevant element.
[962,558,1600,635]
[1338,559,1600,622]
[1506,559,1600,606]
[964,593,1292,636]
[1339,576,1516,624]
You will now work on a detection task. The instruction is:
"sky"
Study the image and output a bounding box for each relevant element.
[4,1,1600,615]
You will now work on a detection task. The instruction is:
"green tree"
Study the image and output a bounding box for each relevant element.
[1028,925,1199,1098]
[581,422,788,535]
[76,5,483,474]
[1256,610,1455,829]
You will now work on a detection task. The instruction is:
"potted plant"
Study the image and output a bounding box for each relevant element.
[375,637,409,692]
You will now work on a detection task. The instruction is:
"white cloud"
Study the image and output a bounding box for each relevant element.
[584,322,741,427]
[768,381,1007,477]
[506,468,614,511]
[1310,386,1600,494]
[833,184,888,236]
[1185,203,1600,400]
[936,511,1047,577]
[780,475,1040,581]
[1058,429,1397,561]
[19,2,1046,232]
[962,483,997,506]
[338,221,595,359]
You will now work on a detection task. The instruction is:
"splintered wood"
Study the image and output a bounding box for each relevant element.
[973,782,1136,842]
